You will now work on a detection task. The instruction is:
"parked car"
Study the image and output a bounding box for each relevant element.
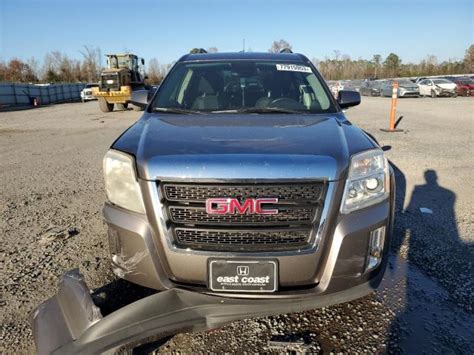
[359,80,383,96]
[381,79,420,97]
[344,80,363,92]
[328,81,344,98]
[414,77,427,84]
[418,78,457,98]
[32,50,398,355]
[80,83,99,102]
[449,77,474,96]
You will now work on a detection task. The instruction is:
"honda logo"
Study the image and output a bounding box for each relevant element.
[237,266,249,276]
[205,198,279,215]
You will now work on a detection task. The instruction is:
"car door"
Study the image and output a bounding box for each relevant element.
[383,81,392,96]
[380,82,386,96]
[418,80,429,95]
[424,80,435,95]
[361,82,369,96]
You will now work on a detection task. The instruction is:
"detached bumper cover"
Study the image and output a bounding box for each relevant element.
[30,268,383,354]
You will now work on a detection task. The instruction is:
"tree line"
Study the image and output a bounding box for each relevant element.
[313,49,472,80]
[1,42,472,84]
[267,39,473,80]
[0,46,103,84]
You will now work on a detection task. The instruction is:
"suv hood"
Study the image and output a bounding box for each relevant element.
[398,83,418,90]
[112,113,377,181]
[401,85,419,90]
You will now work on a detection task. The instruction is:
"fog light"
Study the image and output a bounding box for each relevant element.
[366,226,386,271]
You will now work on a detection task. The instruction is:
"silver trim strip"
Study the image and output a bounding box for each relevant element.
[141,154,339,181]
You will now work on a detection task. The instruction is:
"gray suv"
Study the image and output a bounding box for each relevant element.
[31,50,396,354]
[103,51,395,300]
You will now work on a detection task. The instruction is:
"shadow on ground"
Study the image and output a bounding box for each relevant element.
[386,164,473,352]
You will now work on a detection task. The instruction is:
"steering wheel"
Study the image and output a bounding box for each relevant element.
[223,81,241,94]
[268,97,301,109]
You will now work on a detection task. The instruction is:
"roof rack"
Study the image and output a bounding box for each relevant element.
[189,48,208,54]
[279,48,293,54]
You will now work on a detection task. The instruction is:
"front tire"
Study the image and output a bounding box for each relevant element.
[98,98,114,112]
[431,90,437,98]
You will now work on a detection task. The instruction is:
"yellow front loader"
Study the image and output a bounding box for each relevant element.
[92,54,146,112]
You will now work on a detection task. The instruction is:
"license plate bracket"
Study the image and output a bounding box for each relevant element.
[208,259,278,293]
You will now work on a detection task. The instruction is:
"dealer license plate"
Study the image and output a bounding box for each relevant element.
[208,260,277,293]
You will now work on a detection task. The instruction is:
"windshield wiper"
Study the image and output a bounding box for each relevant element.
[213,107,306,114]
[152,107,203,114]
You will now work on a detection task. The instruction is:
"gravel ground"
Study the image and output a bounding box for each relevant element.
[1,97,473,353]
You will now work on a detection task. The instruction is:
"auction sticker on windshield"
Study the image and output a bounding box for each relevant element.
[209,260,277,293]
[276,64,312,73]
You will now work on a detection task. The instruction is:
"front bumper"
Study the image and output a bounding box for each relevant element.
[31,173,395,353]
[80,92,95,101]
[456,87,471,96]
[399,90,420,97]
[435,88,456,97]
[103,171,395,297]
[31,266,386,354]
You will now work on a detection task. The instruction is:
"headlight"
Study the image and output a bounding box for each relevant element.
[103,150,145,214]
[341,149,389,214]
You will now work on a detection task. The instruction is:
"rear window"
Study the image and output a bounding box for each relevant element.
[152,60,336,114]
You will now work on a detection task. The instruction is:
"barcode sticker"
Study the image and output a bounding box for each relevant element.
[276,64,312,73]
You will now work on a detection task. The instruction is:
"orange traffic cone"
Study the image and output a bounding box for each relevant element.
[381,81,403,132]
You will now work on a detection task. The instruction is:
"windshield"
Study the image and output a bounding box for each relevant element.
[433,79,452,84]
[117,56,132,68]
[151,61,335,113]
[397,79,415,85]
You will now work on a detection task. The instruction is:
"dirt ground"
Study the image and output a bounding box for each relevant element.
[1,97,473,353]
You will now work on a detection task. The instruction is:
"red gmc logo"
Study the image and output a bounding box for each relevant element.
[205,198,279,215]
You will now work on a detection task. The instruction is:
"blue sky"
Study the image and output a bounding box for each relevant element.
[0,0,472,65]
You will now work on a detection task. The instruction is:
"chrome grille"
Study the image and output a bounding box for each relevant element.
[160,182,326,252]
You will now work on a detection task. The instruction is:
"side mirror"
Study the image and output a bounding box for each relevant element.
[141,58,145,65]
[337,90,361,109]
[130,90,149,108]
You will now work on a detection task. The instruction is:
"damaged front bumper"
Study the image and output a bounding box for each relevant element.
[435,87,456,96]
[30,268,384,354]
